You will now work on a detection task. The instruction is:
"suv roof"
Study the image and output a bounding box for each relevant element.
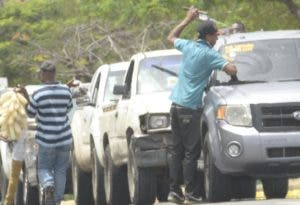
[215,30,300,50]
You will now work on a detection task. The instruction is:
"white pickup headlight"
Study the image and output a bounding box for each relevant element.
[148,115,169,129]
[140,113,170,133]
[217,105,252,127]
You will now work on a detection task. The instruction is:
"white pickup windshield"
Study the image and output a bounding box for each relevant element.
[216,38,300,82]
[137,55,181,94]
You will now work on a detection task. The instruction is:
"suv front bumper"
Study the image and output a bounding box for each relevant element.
[214,121,300,178]
[130,132,171,168]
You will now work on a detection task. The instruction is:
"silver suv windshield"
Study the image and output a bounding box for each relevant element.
[137,55,181,94]
[216,38,300,83]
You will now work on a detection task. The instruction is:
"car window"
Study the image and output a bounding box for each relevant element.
[137,55,181,94]
[91,74,101,105]
[122,61,134,99]
[216,38,300,82]
[88,69,101,99]
[103,70,126,102]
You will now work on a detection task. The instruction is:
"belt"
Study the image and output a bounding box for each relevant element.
[171,103,187,109]
[171,103,202,111]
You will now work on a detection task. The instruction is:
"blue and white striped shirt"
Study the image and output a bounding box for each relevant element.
[26,82,73,147]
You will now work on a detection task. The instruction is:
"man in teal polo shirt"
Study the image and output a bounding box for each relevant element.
[166,6,237,204]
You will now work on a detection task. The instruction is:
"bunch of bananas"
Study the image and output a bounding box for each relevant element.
[0,90,28,141]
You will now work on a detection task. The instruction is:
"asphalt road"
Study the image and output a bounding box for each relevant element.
[62,179,300,205]
[62,199,300,205]
[156,199,300,204]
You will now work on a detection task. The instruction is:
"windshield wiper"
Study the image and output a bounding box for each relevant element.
[151,64,178,76]
[233,80,267,84]
[216,80,267,86]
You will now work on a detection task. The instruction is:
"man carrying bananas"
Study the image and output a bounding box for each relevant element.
[18,61,74,205]
[0,88,29,205]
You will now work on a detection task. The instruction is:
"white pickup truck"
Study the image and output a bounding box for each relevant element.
[70,62,129,205]
[93,49,182,205]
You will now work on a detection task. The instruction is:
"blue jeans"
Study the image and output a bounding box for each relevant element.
[38,144,71,205]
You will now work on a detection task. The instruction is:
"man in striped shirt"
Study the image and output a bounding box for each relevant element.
[21,61,73,205]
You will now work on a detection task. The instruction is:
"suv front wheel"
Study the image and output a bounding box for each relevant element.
[203,134,232,202]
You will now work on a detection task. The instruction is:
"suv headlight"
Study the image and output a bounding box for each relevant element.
[140,113,170,132]
[217,105,252,127]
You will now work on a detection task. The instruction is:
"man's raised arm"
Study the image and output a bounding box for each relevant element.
[167,7,200,44]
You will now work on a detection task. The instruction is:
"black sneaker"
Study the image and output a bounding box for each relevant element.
[44,186,55,205]
[185,192,202,204]
[168,190,185,204]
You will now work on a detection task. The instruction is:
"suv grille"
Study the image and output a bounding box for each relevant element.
[252,103,300,132]
[267,147,300,158]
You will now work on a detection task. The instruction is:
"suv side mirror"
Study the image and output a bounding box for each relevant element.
[113,85,127,95]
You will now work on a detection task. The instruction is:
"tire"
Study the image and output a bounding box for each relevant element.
[38,186,45,205]
[39,184,44,205]
[0,165,8,202]
[71,151,94,205]
[104,145,129,205]
[91,145,106,205]
[196,169,206,198]
[262,178,288,199]
[22,168,39,205]
[14,180,23,205]
[156,169,169,202]
[203,135,231,202]
[231,176,256,199]
[127,142,157,205]
[64,165,73,194]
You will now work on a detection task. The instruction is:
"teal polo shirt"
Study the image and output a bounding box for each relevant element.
[170,38,228,110]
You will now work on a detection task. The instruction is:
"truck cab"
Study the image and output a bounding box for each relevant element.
[96,49,181,205]
[70,61,129,205]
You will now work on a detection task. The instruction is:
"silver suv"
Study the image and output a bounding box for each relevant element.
[200,30,300,202]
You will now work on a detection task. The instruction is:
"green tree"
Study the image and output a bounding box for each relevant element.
[0,0,299,86]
